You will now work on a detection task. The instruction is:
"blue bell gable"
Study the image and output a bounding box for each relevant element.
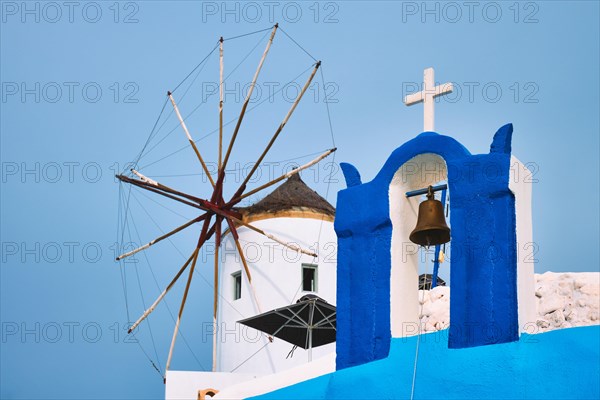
[335,124,519,370]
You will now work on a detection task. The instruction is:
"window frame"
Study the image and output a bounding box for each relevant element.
[232,271,242,300]
[301,263,318,293]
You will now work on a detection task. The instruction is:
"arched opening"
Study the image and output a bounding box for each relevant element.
[389,153,450,338]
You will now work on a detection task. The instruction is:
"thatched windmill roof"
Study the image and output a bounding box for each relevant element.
[238,174,335,220]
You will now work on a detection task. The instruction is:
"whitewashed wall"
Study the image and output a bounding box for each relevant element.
[216,215,337,374]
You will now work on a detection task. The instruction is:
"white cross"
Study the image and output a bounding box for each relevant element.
[403,67,453,132]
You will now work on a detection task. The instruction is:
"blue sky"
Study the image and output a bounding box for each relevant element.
[1,1,598,399]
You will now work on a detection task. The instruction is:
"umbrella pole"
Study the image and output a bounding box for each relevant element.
[308,328,313,362]
[308,301,315,362]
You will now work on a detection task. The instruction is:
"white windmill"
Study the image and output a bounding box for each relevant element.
[115,24,339,399]
[217,173,337,375]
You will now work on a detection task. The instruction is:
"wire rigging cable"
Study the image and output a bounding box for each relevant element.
[137,46,220,163]
[116,24,337,377]
[223,26,274,42]
[127,191,208,371]
[138,63,315,170]
[118,184,167,378]
[120,190,207,372]
[124,97,170,175]
[136,27,273,167]
[305,63,337,287]
[117,182,132,324]
[145,149,329,178]
[125,209,164,375]
[170,42,220,94]
[279,26,317,62]
[133,187,193,221]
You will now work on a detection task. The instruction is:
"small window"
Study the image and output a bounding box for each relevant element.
[232,272,242,300]
[302,264,318,292]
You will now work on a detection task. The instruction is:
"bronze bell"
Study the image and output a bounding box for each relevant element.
[409,186,450,247]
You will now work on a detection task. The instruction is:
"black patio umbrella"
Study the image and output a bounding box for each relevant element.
[237,294,336,361]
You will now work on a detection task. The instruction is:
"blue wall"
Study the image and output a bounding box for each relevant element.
[334,124,519,370]
[251,326,600,400]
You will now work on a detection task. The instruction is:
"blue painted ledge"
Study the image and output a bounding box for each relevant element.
[250,325,600,400]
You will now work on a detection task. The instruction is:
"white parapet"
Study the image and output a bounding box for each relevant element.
[165,352,336,400]
[165,371,258,400]
[214,352,336,400]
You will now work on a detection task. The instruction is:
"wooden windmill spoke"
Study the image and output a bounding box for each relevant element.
[224,219,251,282]
[210,163,226,206]
[116,174,205,210]
[226,183,246,209]
[127,169,235,220]
[236,61,321,192]
[116,214,207,261]
[127,251,196,333]
[131,168,160,186]
[220,24,278,174]
[225,219,265,315]
[231,148,337,203]
[168,91,216,188]
[213,217,223,319]
[218,36,224,170]
[212,216,222,372]
[232,218,318,258]
[130,169,189,196]
[128,221,219,337]
[166,216,215,375]
[165,247,200,376]
[118,174,239,220]
[130,169,213,209]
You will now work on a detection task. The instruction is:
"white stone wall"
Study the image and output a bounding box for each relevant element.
[415,272,599,334]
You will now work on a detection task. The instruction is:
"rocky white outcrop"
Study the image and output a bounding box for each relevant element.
[417,286,451,333]
[533,272,599,331]
[417,272,599,334]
